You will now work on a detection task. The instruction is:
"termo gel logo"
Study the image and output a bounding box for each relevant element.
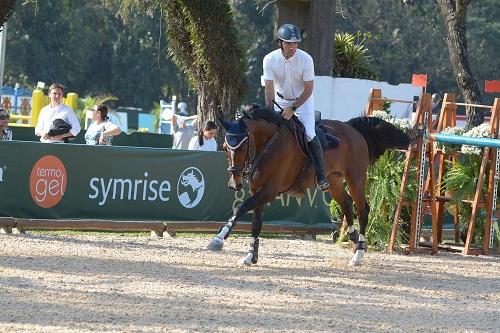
[30,155,67,208]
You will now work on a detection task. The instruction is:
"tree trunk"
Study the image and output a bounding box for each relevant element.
[436,0,482,129]
[0,0,16,28]
[307,0,335,76]
[276,0,336,76]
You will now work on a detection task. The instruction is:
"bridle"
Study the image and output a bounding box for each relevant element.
[225,117,288,182]
[225,132,251,180]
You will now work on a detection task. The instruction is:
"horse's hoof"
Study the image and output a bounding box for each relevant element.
[349,249,365,267]
[349,259,362,267]
[207,237,224,251]
[238,252,254,266]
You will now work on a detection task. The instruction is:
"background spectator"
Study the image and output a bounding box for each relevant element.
[172,101,196,150]
[85,104,121,145]
[0,108,12,141]
[34,83,81,143]
[188,120,217,151]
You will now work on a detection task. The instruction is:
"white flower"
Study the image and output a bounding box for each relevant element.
[461,123,490,155]
[437,126,465,154]
[371,110,391,120]
[369,111,413,134]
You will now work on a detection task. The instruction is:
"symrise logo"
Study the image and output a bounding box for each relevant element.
[177,167,205,208]
[29,155,67,208]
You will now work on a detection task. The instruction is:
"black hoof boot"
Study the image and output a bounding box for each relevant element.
[239,238,259,266]
[348,229,359,243]
[251,238,259,264]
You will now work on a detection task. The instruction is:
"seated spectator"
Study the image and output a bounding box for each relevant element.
[188,120,217,151]
[34,83,81,143]
[85,104,121,145]
[0,108,12,141]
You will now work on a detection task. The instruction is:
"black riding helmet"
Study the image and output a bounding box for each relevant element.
[277,24,302,43]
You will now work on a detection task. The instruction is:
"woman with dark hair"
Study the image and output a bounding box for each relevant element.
[84,104,121,145]
[188,120,217,151]
[0,108,12,140]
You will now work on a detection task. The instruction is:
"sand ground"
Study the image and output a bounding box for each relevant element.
[0,233,499,333]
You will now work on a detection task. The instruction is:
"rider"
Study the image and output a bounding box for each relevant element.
[263,23,330,191]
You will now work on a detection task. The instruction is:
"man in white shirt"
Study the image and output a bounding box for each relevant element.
[263,23,330,191]
[35,83,81,143]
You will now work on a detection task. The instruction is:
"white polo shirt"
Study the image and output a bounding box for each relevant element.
[262,48,315,100]
[35,103,81,143]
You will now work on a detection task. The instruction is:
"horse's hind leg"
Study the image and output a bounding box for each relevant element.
[239,205,263,266]
[329,179,357,244]
[347,179,370,266]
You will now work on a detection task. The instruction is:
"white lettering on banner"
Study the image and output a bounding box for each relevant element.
[88,171,171,206]
[35,176,65,202]
[0,167,3,182]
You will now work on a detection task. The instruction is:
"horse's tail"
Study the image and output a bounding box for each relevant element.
[347,116,410,164]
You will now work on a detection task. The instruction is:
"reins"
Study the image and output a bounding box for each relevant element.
[227,101,289,181]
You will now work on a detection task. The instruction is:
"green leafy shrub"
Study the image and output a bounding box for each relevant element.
[333,32,377,79]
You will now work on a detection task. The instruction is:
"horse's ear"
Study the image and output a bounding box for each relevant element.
[218,116,232,131]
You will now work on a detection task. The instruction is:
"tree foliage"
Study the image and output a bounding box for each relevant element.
[5,0,185,110]
[337,0,499,119]
[163,0,247,124]
[333,32,377,79]
[0,0,16,29]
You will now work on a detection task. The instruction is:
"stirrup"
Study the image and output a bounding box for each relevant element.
[317,178,330,191]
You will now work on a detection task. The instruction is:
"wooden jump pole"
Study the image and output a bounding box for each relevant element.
[424,96,500,255]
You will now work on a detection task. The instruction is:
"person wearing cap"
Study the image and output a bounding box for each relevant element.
[262,23,330,191]
[172,102,197,150]
[0,108,12,141]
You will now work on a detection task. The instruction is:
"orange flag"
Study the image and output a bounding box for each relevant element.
[412,74,427,88]
[485,80,500,93]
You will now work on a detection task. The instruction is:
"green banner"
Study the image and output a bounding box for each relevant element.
[0,141,332,227]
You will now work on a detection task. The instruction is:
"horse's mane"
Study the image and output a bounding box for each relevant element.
[240,104,282,126]
[347,116,410,163]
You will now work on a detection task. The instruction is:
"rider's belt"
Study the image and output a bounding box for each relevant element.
[277,92,298,101]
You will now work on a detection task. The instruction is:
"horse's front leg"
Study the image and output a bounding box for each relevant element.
[239,205,263,266]
[207,190,272,252]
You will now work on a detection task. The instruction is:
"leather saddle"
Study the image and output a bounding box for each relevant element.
[288,111,340,156]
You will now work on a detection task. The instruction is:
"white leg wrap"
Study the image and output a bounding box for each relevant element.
[358,234,365,242]
[349,249,365,266]
[217,226,230,239]
[238,237,257,266]
[238,252,254,266]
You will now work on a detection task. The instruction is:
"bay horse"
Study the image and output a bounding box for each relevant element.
[207,105,409,266]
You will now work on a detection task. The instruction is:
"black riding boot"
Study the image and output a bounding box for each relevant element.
[307,136,330,191]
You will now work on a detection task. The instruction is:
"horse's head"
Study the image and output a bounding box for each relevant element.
[220,117,249,191]
[220,105,282,191]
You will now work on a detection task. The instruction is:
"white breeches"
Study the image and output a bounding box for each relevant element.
[274,96,316,141]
